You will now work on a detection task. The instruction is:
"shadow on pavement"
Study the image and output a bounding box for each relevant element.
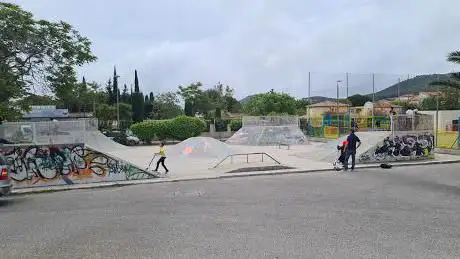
[0,196,28,207]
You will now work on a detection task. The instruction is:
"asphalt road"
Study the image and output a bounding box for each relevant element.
[1,164,460,258]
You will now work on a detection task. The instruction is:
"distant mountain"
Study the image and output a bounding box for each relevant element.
[238,74,452,105]
[373,74,449,100]
[238,94,335,105]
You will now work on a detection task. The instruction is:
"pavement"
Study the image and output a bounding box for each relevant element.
[11,150,460,195]
[2,163,460,258]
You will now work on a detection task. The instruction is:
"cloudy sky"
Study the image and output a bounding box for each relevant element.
[9,0,460,99]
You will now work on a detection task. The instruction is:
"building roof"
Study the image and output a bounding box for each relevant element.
[308,101,351,108]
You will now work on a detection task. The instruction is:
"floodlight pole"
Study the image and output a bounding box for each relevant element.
[336,80,342,136]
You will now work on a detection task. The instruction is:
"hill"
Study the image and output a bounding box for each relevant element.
[239,73,451,105]
[374,73,449,100]
[239,94,335,105]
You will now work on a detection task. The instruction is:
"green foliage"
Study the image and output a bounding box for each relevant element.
[427,51,460,109]
[229,119,242,131]
[151,92,183,120]
[130,116,205,141]
[243,90,297,115]
[422,87,460,110]
[375,74,448,100]
[178,82,240,118]
[347,94,372,107]
[130,120,157,142]
[132,70,144,122]
[0,3,96,116]
[168,116,206,140]
[391,100,419,110]
[95,104,116,122]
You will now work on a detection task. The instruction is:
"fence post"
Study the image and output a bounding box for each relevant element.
[457,116,460,149]
[32,121,37,144]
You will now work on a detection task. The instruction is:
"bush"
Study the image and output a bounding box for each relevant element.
[130,120,156,142]
[130,116,206,141]
[229,119,242,131]
[168,116,206,140]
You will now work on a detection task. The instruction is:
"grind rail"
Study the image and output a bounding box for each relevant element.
[212,152,281,169]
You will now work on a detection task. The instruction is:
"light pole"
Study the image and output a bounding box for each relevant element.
[436,93,439,147]
[337,80,342,136]
[115,75,120,129]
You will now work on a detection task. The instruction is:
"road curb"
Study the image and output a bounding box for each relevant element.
[11,159,460,195]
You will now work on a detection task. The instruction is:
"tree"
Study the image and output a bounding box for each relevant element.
[105,78,113,104]
[178,82,240,117]
[177,82,204,116]
[149,92,154,101]
[391,100,419,110]
[144,94,153,119]
[152,92,184,119]
[347,94,372,107]
[118,103,133,121]
[95,104,116,122]
[131,70,144,122]
[112,66,120,104]
[295,98,311,115]
[243,91,297,115]
[429,51,460,108]
[121,84,130,103]
[0,3,96,119]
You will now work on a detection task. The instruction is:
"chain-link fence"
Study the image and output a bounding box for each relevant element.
[242,116,299,127]
[392,114,434,132]
[0,119,102,145]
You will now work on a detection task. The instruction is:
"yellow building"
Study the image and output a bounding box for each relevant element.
[307,101,351,118]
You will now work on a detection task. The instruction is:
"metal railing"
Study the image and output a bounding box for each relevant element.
[212,152,281,168]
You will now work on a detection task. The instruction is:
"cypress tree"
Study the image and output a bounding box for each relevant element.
[132,70,145,122]
[113,66,119,104]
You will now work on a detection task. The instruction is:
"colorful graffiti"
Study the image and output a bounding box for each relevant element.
[359,132,435,163]
[0,144,155,188]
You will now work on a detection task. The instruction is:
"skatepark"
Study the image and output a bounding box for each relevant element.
[0,115,455,189]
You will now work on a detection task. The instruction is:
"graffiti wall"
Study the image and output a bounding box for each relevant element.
[358,131,435,163]
[0,144,155,188]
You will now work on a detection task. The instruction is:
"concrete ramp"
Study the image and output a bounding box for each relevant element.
[84,131,128,152]
[358,131,435,163]
[0,143,157,189]
[289,131,391,163]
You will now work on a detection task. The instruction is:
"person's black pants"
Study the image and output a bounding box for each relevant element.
[344,149,356,170]
[155,157,168,172]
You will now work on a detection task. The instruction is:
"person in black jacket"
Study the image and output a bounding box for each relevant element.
[343,129,361,171]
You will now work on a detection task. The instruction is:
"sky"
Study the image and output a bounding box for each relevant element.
[8,0,460,99]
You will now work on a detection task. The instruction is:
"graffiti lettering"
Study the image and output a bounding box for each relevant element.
[0,144,155,187]
[359,132,435,163]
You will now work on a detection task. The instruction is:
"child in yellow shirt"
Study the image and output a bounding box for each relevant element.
[154,142,169,174]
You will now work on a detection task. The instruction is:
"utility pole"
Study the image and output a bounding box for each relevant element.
[337,80,342,137]
[372,73,375,130]
[346,72,350,129]
[436,94,439,147]
[346,72,349,98]
[397,77,401,102]
[307,72,311,118]
[115,75,120,129]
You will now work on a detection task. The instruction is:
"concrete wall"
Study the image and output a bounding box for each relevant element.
[0,144,155,189]
[358,131,435,163]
